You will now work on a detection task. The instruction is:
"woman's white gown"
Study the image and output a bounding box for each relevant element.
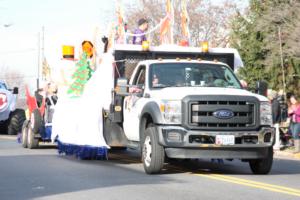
[51,53,114,158]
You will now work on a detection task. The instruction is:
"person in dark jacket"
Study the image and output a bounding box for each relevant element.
[272,94,281,124]
[269,90,282,149]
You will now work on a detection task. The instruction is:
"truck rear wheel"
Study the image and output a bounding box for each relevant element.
[7,109,26,135]
[249,147,273,174]
[27,122,39,149]
[142,126,165,174]
[21,120,29,148]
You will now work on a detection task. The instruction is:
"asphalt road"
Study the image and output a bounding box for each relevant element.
[1,135,300,200]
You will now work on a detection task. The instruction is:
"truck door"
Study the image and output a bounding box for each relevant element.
[123,65,147,141]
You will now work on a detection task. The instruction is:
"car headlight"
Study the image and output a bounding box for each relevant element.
[260,102,272,126]
[160,100,182,124]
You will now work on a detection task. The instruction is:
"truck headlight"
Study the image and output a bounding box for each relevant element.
[160,100,182,124]
[260,102,272,126]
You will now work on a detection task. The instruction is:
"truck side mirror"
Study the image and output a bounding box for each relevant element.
[115,78,129,96]
[255,81,268,97]
[13,87,18,94]
[240,80,248,90]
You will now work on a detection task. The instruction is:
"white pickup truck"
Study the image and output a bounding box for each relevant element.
[0,81,25,135]
[103,44,275,175]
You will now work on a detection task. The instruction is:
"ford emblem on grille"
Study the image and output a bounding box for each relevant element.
[213,109,234,119]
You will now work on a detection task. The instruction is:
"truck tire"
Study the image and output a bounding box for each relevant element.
[249,147,273,174]
[0,121,8,134]
[142,126,165,174]
[27,122,39,149]
[31,109,43,134]
[21,120,29,148]
[7,109,26,135]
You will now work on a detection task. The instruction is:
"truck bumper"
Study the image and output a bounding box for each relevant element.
[156,126,275,159]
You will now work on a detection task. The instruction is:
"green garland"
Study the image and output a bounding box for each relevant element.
[67,52,93,97]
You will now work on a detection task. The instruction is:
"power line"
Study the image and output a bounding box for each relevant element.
[0,75,37,80]
[0,48,37,55]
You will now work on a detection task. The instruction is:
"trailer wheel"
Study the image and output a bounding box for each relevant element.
[27,122,39,149]
[31,109,43,134]
[21,120,29,148]
[249,147,273,174]
[142,126,165,174]
[7,109,26,135]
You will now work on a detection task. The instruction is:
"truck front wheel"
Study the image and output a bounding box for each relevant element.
[249,147,273,174]
[142,126,165,174]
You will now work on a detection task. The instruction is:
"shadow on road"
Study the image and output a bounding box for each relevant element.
[107,149,300,176]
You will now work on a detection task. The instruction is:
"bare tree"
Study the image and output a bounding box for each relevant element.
[124,0,237,47]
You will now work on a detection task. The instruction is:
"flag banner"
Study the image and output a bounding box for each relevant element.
[180,0,190,45]
[115,0,126,44]
[160,0,174,44]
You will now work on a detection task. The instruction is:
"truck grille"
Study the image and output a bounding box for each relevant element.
[183,95,259,131]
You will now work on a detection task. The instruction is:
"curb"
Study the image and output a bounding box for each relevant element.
[274,150,300,160]
[0,135,17,141]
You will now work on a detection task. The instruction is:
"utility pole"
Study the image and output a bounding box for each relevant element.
[37,32,40,89]
[37,26,45,88]
[41,26,45,80]
[278,26,286,100]
[42,26,45,63]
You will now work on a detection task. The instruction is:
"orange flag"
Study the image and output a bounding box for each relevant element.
[160,0,174,44]
[116,1,125,44]
[180,0,190,45]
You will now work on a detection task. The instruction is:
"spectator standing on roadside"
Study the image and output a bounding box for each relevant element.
[277,89,288,122]
[268,90,281,150]
[132,18,148,45]
[288,94,300,153]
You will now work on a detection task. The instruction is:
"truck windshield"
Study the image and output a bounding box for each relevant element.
[0,82,7,90]
[149,63,241,89]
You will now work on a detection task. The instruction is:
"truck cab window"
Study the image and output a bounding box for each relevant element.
[0,82,7,90]
[137,69,145,85]
[131,66,146,93]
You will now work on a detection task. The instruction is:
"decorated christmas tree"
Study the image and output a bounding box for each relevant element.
[67,52,93,97]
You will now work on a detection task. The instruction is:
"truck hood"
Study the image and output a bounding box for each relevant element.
[149,87,268,102]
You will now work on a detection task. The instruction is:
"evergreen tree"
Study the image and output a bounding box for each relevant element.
[230,0,268,91]
[230,0,300,96]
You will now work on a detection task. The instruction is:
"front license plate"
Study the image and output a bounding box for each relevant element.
[215,135,235,145]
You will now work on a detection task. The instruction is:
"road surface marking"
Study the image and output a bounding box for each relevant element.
[106,152,300,197]
[194,173,300,197]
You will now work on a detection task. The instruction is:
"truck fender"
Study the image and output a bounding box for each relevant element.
[139,102,163,142]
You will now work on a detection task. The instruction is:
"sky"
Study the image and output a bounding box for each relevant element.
[0,0,247,90]
[0,0,121,89]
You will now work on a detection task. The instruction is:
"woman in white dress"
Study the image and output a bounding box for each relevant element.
[51,53,114,159]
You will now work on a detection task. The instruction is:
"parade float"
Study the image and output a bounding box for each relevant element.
[20,0,275,175]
